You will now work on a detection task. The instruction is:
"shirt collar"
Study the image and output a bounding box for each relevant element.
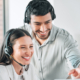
[48,24,59,42]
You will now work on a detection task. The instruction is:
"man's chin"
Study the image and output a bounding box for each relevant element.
[38,35,48,40]
[35,33,49,40]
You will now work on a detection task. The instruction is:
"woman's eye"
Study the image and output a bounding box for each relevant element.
[30,46,33,48]
[21,47,25,49]
[35,23,41,25]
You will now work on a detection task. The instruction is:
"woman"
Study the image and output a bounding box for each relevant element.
[0,29,38,80]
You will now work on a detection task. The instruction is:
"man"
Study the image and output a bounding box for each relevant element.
[21,0,80,79]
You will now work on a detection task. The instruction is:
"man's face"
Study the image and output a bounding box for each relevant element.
[29,12,52,40]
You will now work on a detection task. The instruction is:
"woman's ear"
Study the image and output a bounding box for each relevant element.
[29,22,31,25]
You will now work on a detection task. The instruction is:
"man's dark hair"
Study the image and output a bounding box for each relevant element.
[24,0,56,23]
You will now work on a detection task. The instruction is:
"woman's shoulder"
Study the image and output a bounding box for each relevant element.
[0,65,8,80]
[0,64,13,80]
[0,64,13,74]
[0,64,6,70]
[0,64,9,72]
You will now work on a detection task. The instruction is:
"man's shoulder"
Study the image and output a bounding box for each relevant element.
[53,25,70,37]
[20,24,32,35]
[20,24,31,30]
[52,25,73,43]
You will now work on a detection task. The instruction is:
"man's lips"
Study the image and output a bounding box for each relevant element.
[36,29,50,35]
[37,31,47,35]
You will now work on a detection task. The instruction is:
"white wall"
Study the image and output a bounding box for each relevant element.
[54,0,80,49]
[9,0,30,29]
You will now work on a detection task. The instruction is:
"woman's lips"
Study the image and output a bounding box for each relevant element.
[22,57,30,61]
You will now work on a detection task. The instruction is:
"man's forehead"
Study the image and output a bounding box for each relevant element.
[31,12,51,18]
[30,12,52,22]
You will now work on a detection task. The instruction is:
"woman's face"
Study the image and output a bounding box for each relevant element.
[12,35,34,65]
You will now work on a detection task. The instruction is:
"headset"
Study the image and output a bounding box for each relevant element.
[24,0,56,24]
[4,30,25,66]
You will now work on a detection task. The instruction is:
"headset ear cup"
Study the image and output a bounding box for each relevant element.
[52,13,56,20]
[24,17,30,24]
[51,8,56,20]
[4,46,13,55]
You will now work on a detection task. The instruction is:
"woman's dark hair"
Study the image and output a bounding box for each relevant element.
[0,28,32,65]
[24,0,56,23]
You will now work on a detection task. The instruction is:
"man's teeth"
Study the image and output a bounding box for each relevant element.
[40,32,46,34]
[24,57,30,59]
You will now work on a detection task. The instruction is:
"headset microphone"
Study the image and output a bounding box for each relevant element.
[9,55,25,67]
[5,48,25,67]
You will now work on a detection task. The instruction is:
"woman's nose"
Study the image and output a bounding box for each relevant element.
[25,48,31,56]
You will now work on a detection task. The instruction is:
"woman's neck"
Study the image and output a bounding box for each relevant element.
[12,60,23,75]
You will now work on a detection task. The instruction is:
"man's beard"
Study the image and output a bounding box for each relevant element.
[34,30,50,40]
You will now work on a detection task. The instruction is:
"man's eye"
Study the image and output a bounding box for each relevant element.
[35,24,40,25]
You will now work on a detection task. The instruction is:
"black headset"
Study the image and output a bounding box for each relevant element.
[4,30,25,66]
[4,30,14,55]
[24,0,56,24]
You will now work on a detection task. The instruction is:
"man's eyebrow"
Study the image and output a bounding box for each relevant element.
[45,19,52,22]
[33,22,41,24]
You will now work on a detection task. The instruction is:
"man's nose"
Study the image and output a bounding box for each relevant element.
[40,24,47,32]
